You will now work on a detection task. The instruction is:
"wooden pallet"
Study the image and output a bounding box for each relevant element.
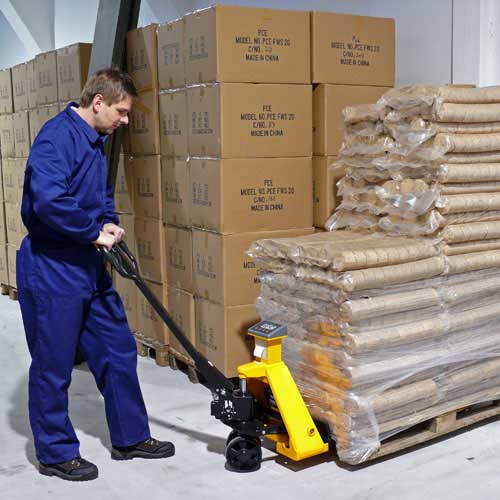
[365,400,500,462]
[168,348,199,384]
[133,332,200,383]
[133,333,169,367]
[1,284,18,301]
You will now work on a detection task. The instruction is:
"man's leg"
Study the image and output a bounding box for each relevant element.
[18,288,85,464]
[78,277,151,447]
[17,240,99,480]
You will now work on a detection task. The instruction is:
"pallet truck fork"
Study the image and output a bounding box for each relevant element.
[103,241,329,472]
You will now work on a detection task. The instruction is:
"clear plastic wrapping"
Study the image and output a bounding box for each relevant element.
[330,85,500,236]
[342,103,386,125]
[253,86,500,464]
[247,230,439,271]
[252,255,500,464]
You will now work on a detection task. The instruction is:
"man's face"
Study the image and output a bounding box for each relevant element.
[94,95,133,134]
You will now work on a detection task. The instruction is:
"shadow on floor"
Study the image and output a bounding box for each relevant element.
[148,415,227,455]
[8,363,230,465]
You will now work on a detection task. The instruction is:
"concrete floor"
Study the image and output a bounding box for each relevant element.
[2,294,500,500]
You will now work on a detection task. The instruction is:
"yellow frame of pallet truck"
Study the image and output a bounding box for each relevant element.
[237,330,330,461]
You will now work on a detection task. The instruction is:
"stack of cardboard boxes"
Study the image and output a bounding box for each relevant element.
[120,6,397,377]
[157,18,194,362]
[0,68,13,286]
[0,65,24,287]
[8,61,30,288]
[184,5,315,376]
[124,5,321,376]
[0,43,92,288]
[113,154,139,334]
[126,24,170,348]
[311,12,395,228]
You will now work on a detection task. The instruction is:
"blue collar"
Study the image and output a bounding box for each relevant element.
[64,102,108,145]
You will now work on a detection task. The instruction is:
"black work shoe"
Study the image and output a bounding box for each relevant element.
[39,456,98,481]
[111,437,175,460]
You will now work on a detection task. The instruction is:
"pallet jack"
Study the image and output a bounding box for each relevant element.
[102,241,330,472]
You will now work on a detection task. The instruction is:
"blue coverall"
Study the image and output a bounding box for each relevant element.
[17,103,151,465]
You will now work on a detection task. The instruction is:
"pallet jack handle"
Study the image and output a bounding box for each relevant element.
[101,241,234,393]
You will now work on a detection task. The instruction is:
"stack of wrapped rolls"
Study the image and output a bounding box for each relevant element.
[328,85,500,258]
[248,230,500,464]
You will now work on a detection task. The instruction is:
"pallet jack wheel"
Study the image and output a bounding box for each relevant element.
[225,436,262,473]
[225,430,240,446]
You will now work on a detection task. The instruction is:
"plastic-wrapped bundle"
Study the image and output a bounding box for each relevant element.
[328,85,500,236]
[249,230,500,464]
[251,86,500,463]
[257,272,500,463]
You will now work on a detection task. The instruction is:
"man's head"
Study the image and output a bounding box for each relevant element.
[79,68,137,134]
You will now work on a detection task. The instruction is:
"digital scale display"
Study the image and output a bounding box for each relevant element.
[248,320,288,339]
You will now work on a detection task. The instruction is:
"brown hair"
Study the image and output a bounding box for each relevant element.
[80,67,137,107]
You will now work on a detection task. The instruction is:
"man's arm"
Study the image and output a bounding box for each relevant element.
[30,137,102,244]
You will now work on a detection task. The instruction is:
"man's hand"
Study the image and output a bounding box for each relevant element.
[92,231,115,250]
[102,223,125,244]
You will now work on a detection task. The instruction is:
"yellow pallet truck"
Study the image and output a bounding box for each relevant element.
[103,241,330,472]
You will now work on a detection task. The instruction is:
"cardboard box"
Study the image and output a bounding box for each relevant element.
[313,156,345,228]
[2,158,25,205]
[12,111,30,158]
[0,244,7,284]
[114,154,134,214]
[12,63,28,111]
[167,286,195,359]
[311,12,395,86]
[0,202,6,243]
[126,24,158,92]
[129,91,160,154]
[122,126,131,154]
[14,158,25,198]
[26,59,37,109]
[118,213,137,257]
[35,51,58,105]
[4,202,26,248]
[187,83,312,158]
[161,157,190,227]
[190,157,313,233]
[128,155,162,219]
[313,84,388,156]
[157,19,185,89]
[184,5,310,84]
[137,279,169,344]
[165,225,192,292]
[57,43,92,102]
[195,298,257,377]
[29,104,60,146]
[135,216,166,284]
[0,69,13,115]
[114,273,139,333]
[192,227,314,306]
[7,243,17,287]
[0,114,14,158]
[159,89,188,157]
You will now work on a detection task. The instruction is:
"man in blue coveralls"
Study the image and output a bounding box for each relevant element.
[17,68,174,482]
